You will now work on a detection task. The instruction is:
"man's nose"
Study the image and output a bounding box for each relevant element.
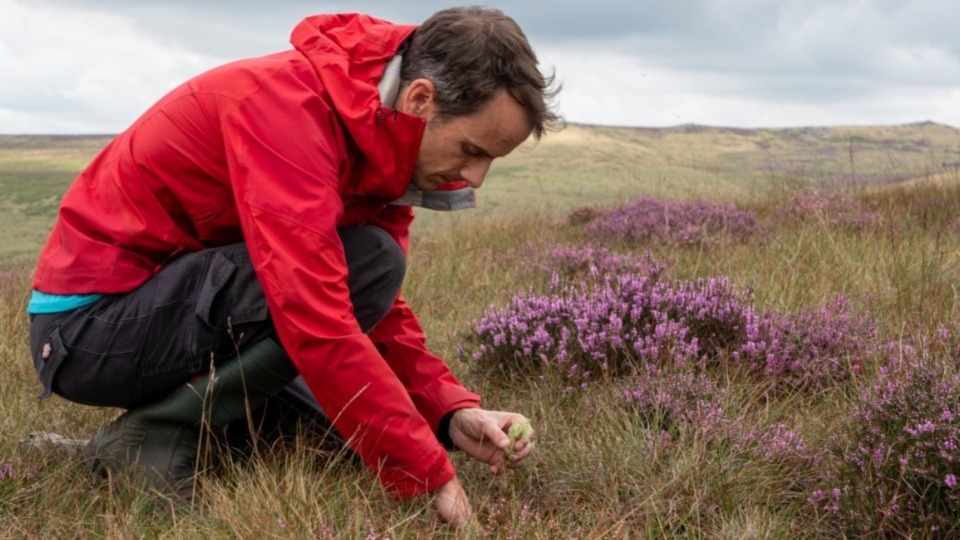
[460,158,492,189]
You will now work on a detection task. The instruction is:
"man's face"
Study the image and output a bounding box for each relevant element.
[403,85,533,191]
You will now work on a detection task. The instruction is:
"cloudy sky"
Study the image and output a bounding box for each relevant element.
[2,0,958,134]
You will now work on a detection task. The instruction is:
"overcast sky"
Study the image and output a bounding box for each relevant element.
[2,0,959,134]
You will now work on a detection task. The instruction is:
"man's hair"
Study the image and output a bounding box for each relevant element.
[401,6,563,140]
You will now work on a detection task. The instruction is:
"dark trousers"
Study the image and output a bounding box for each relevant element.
[29,226,405,440]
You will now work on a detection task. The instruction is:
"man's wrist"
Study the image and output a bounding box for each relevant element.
[436,409,461,451]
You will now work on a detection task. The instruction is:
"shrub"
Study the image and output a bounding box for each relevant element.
[775,189,878,231]
[566,204,603,226]
[0,460,39,500]
[468,267,758,383]
[622,365,727,436]
[622,366,821,493]
[734,295,875,392]
[813,342,960,537]
[948,217,960,236]
[732,423,821,471]
[544,245,655,280]
[584,197,761,246]
[467,263,874,392]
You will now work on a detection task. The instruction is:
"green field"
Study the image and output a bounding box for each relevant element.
[0,135,114,267]
[2,124,960,538]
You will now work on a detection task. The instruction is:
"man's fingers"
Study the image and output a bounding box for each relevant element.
[458,418,508,468]
[484,418,512,449]
[433,477,474,527]
[449,409,535,474]
[513,438,532,456]
[506,441,534,468]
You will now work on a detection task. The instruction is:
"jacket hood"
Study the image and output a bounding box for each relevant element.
[291,14,422,200]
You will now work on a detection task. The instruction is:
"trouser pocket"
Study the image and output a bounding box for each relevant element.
[192,245,273,364]
[31,325,69,400]
[30,304,146,407]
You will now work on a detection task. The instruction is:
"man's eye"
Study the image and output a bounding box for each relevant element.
[462,145,481,157]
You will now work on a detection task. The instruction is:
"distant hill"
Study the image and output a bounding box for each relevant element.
[2,123,958,267]
[539,121,960,188]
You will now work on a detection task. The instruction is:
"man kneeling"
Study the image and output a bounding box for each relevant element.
[27,6,561,527]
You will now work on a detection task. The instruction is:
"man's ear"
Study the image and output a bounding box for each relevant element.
[397,78,436,118]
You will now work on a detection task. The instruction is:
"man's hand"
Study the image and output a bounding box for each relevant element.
[433,476,476,529]
[448,408,535,474]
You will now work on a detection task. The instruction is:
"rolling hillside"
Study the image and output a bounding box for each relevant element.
[1,122,958,268]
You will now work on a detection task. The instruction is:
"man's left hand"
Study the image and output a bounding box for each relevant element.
[447,409,535,474]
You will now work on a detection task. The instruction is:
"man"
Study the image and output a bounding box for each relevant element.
[27,6,560,527]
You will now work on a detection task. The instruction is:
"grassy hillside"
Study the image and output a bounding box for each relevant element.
[0,135,113,267]
[2,122,958,267]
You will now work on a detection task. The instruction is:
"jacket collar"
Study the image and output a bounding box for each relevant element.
[290,14,476,211]
[290,14,421,201]
[378,49,476,211]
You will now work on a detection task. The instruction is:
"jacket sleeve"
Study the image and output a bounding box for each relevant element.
[221,70,454,500]
[368,205,482,433]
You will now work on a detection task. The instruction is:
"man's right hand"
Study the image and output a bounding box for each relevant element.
[433,476,477,529]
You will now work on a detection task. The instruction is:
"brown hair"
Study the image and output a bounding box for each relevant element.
[401,6,563,140]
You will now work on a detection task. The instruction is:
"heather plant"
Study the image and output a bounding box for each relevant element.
[468,262,875,393]
[622,365,727,436]
[565,204,603,226]
[544,244,655,280]
[949,217,960,235]
[0,460,38,501]
[584,197,762,246]
[621,365,822,496]
[775,189,878,231]
[621,365,820,466]
[732,423,821,472]
[467,266,757,384]
[726,421,825,501]
[813,341,960,537]
[734,295,876,393]
[480,496,573,540]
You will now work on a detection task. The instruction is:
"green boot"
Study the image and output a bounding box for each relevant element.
[84,338,299,500]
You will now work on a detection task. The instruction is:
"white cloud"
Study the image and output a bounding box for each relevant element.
[1,0,959,132]
[0,0,223,133]
[542,41,960,128]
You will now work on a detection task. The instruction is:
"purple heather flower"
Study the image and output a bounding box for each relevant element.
[948,217,960,235]
[814,346,960,533]
[467,260,873,394]
[584,197,761,246]
[0,460,37,483]
[775,189,878,231]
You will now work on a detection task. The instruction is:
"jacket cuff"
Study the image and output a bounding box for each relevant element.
[380,446,457,500]
[436,409,461,451]
[422,390,482,436]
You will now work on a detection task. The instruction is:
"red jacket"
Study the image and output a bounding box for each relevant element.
[32,14,481,499]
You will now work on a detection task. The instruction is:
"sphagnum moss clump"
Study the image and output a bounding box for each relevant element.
[507,420,531,443]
